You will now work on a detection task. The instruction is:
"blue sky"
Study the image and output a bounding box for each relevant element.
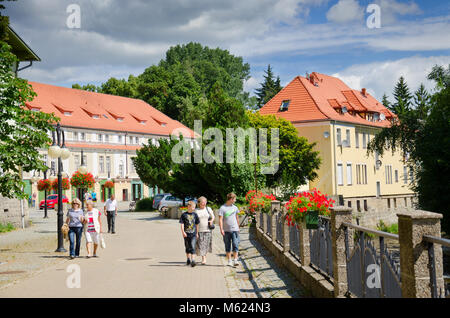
[5,0,450,102]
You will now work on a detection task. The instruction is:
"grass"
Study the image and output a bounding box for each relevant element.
[0,222,15,233]
[376,220,399,234]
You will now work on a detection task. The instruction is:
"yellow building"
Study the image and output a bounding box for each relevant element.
[260,72,415,215]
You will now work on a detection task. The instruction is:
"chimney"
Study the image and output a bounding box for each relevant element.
[361,88,366,96]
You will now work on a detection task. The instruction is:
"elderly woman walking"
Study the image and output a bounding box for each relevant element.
[83,200,102,258]
[195,196,215,265]
[65,198,84,259]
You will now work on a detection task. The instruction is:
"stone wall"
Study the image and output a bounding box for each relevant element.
[0,195,29,228]
[343,195,416,228]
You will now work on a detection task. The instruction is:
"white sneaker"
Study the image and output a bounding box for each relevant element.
[227,259,233,267]
[233,259,239,267]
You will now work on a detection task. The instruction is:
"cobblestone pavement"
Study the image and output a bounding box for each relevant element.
[213,227,308,298]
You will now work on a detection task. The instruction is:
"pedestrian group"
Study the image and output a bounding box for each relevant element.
[179,192,240,267]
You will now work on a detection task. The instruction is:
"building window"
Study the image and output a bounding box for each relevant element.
[395,170,399,183]
[355,132,359,148]
[387,198,391,209]
[348,201,352,208]
[73,132,78,141]
[385,165,393,184]
[364,200,368,211]
[356,200,361,212]
[105,135,109,143]
[346,163,352,185]
[394,198,397,209]
[362,133,367,149]
[356,164,368,185]
[98,134,103,142]
[280,100,290,111]
[346,129,351,147]
[119,163,124,178]
[118,135,123,144]
[336,128,342,145]
[404,197,407,207]
[337,163,343,186]
[74,155,80,169]
[80,133,85,141]
[99,156,104,173]
[51,160,56,172]
[106,156,111,174]
[82,154,87,166]
[403,166,408,184]
[130,159,136,173]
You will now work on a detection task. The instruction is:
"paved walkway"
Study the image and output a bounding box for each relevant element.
[0,211,307,298]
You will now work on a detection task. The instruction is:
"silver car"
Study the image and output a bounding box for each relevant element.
[158,195,183,211]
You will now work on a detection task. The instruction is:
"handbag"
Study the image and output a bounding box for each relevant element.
[206,206,215,230]
[100,234,106,249]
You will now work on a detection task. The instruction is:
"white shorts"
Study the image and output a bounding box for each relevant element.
[85,231,99,244]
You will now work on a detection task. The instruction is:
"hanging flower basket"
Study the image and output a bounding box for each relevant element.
[246,190,276,214]
[285,188,335,229]
[37,179,51,191]
[70,171,95,189]
[104,180,114,188]
[51,178,71,191]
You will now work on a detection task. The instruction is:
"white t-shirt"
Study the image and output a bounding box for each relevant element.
[196,207,214,232]
[219,204,239,232]
[104,199,117,212]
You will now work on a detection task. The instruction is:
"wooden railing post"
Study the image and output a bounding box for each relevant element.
[397,210,444,298]
[270,201,280,239]
[331,206,353,297]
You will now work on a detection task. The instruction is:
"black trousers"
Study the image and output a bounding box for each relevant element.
[106,211,116,232]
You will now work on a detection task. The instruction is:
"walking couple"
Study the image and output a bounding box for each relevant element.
[179,193,240,268]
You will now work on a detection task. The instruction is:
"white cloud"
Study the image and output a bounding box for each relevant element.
[374,0,422,25]
[332,55,450,102]
[326,0,364,24]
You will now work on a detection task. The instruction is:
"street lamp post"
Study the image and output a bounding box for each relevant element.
[43,168,48,218]
[78,149,88,210]
[48,123,70,253]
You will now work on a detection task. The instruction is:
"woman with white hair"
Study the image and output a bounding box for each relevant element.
[65,198,84,259]
[83,200,102,258]
[195,196,215,265]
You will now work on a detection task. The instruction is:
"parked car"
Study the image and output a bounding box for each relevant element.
[157,195,183,211]
[39,194,69,209]
[153,193,171,210]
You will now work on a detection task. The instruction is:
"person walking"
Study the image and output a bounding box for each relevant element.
[179,201,200,267]
[219,193,240,267]
[195,196,215,265]
[104,194,118,234]
[65,198,84,259]
[84,200,102,258]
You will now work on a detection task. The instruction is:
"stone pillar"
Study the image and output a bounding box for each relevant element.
[397,210,444,298]
[331,206,353,298]
[298,222,311,265]
[270,201,280,240]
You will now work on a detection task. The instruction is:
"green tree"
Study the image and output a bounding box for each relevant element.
[381,93,391,109]
[248,112,321,196]
[389,76,412,116]
[255,65,283,108]
[0,42,58,198]
[413,83,430,119]
[368,65,450,233]
[72,83,99,92]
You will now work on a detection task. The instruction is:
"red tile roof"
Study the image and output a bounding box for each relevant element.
[27,81,196,138]
[259,72,395,128]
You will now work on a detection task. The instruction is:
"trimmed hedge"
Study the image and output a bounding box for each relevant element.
[135,197,154,211]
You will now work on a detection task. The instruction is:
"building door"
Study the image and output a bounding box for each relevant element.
[376,182,381,198]
[123,189,128,201]
[132,184,142,201]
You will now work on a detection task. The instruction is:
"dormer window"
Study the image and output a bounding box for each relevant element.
[280,100,290,111]
[64,111,72,116]
[92,114,100,119]
[140,120,147,125]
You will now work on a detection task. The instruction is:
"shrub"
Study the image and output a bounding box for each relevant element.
[0,222,15,233]
[135,197,154,211]
[377,220,399,234]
